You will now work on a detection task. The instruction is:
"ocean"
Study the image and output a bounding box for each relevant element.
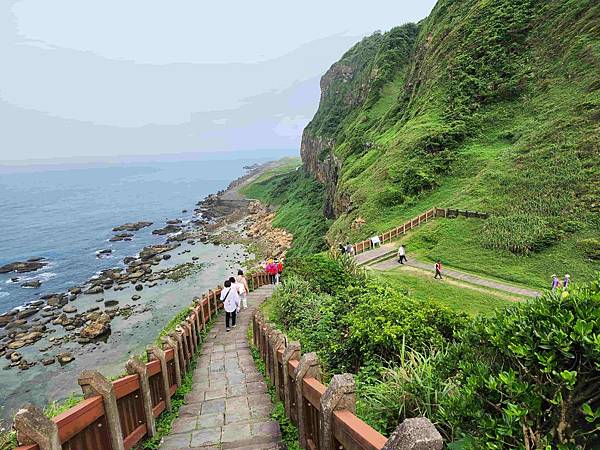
[0,149,296,424]
[0,150,292,314]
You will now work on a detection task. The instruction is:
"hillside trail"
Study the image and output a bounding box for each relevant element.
[160,285,281,450]
[371,256,540,298]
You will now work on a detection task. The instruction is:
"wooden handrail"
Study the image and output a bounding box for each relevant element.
[303,377,326,410]
[55,395,105,443]
[333,410,387,450]
[113,374,140,399]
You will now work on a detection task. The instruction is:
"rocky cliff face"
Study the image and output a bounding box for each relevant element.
[300,131,340,218]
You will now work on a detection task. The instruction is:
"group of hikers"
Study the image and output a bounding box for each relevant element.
[265,258,284,284]
[397,244,444,279]
[552,273,571,290]
[338,242,356,256]
[219,269,249,332]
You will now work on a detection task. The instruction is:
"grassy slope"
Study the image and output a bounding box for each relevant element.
[375,266,519,317]
[240,159,331,257]
[306,0,600,287]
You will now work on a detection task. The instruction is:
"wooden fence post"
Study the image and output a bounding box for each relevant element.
[293,352,321,448]
[198,299,207,330]
[77,370,125,450]
[170,330,187,373]
[13,405,61,450]
[204,292,212,319]
[282,341,301,418]
[270,330,286,401]
[147,345,172,411]
[126,356,156,437]
[162,336,182,387]
[383,417,443,450]
[319,373,356,450]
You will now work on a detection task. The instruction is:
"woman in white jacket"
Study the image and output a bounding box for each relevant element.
[220,279,240,331]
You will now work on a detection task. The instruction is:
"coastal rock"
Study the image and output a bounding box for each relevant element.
[112,221,153,232]
[21,280,42,289]
[152,225,181,235]
[80,313,111,339]
[135,284,143,291]
[84,286,104,295]
[62,305,77,314]
[109,233,134,242]
[57,352,74,365]
[86,306,100,313]
[162,254,171,260]
[52,313,71,326]
[10,352,22,363]
[42,358,55,366]
[47,296,67,307]
[0,259,47,274]
[96,249,112,258]
[69,287,82,295]
[131,295,141,301]
[16,308,39,320]
[139,243,178,260]
[104,300,118,308]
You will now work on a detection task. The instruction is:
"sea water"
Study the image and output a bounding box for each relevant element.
[0,150,293,313]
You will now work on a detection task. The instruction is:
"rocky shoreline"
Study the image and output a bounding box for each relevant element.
[0,160,285,373]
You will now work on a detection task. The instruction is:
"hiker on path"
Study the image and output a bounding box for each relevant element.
[346,242,355,256]
[551,274,560,290]
[397,245,407,264]
[434,260,443,279]
[274,258,283,284]
[265,259,277,284]
[220,279,240,332]
[339,243,346,254]
[236,269,249,309]
[563,274,570,290]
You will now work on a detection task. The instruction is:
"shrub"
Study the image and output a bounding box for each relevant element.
[347,284,467,364]
[578,238,600,261]
[284,254,357,295]
[437,277,600,448]
[480,213,557,254]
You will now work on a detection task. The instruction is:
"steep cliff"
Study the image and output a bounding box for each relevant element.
[300,0,600,265]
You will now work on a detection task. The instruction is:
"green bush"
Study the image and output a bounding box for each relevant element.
[284,253,357,295]
[578,238,600,261]
[440,278,600,448]
[481,214,557,255]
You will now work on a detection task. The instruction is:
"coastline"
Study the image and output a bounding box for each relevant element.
[0,158,292,427]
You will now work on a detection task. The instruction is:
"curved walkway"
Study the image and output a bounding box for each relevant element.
[160,285,281,450]
[372,258,540,298]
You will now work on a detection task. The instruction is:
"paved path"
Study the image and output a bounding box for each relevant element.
[161,285,281,450]
[354,243,396,265]
[372,258,540,298]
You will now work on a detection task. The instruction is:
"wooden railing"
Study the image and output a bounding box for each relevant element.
[13,272,272,450]
[252,312,444,450]
[352,207,488,255]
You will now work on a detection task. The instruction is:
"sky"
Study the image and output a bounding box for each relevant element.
[0,0,437,162]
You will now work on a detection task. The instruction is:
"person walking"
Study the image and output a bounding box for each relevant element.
[276,258,284,285]
[265,259,276,284]
[236,269,249,309]
[434,260,443,279]
[563,274,570,289]
[220,279,240,331]
[551,274,559,290]
[346,243,355,256]
[397,245,407,264]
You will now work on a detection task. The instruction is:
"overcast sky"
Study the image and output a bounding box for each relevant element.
[0,0,436,162]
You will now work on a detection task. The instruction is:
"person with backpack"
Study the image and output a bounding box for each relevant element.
[276,258,284,284]
[434,260,443,279]
[236,270,249,309]
[265,259,276,284]
[551,274,560,290]
[220,279,240,331]
[397,245,407,264]
[563,273,570,290]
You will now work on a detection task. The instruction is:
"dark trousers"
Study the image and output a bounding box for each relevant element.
[226,310,237,328]
[434,269,443,279]
[398,255,407,264]
[270,274,276,284]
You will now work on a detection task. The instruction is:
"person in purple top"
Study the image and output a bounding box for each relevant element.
[551,274,559,290]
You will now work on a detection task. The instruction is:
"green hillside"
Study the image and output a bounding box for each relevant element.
[295,0,599,283]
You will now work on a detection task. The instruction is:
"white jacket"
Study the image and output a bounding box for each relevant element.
[220,286,240,312]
